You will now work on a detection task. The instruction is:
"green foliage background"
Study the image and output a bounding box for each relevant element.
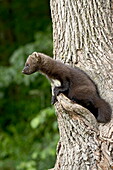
[0,0,59,169]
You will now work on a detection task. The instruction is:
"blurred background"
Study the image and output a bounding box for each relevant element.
[0,0,59,169]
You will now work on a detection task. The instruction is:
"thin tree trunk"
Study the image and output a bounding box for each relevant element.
[50,0,113,169]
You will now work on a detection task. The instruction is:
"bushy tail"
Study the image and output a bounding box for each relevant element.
[95,98,112,123]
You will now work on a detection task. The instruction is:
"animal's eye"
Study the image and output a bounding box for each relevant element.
[26,63,30,67]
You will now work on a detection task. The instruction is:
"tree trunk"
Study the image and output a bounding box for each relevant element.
[50,0,113,169]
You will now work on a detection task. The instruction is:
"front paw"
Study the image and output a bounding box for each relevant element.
[51,96,57,105]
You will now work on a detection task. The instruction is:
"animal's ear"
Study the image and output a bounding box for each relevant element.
[32,52,41,63]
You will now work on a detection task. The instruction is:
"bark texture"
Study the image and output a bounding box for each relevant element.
[50,0,113,169]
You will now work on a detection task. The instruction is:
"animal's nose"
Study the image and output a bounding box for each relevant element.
[22,66,30,75]
[22,66,28,74]
[22,69,25,73]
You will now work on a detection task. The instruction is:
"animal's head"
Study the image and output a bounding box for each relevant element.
[22,52,41,75]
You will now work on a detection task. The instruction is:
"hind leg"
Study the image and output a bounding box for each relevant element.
[69,86,98,118]
[70,86,95,102]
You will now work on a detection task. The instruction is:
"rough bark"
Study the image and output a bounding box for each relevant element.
[50,0,113,169]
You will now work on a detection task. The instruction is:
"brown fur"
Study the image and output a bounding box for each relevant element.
[22,52,112,123]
